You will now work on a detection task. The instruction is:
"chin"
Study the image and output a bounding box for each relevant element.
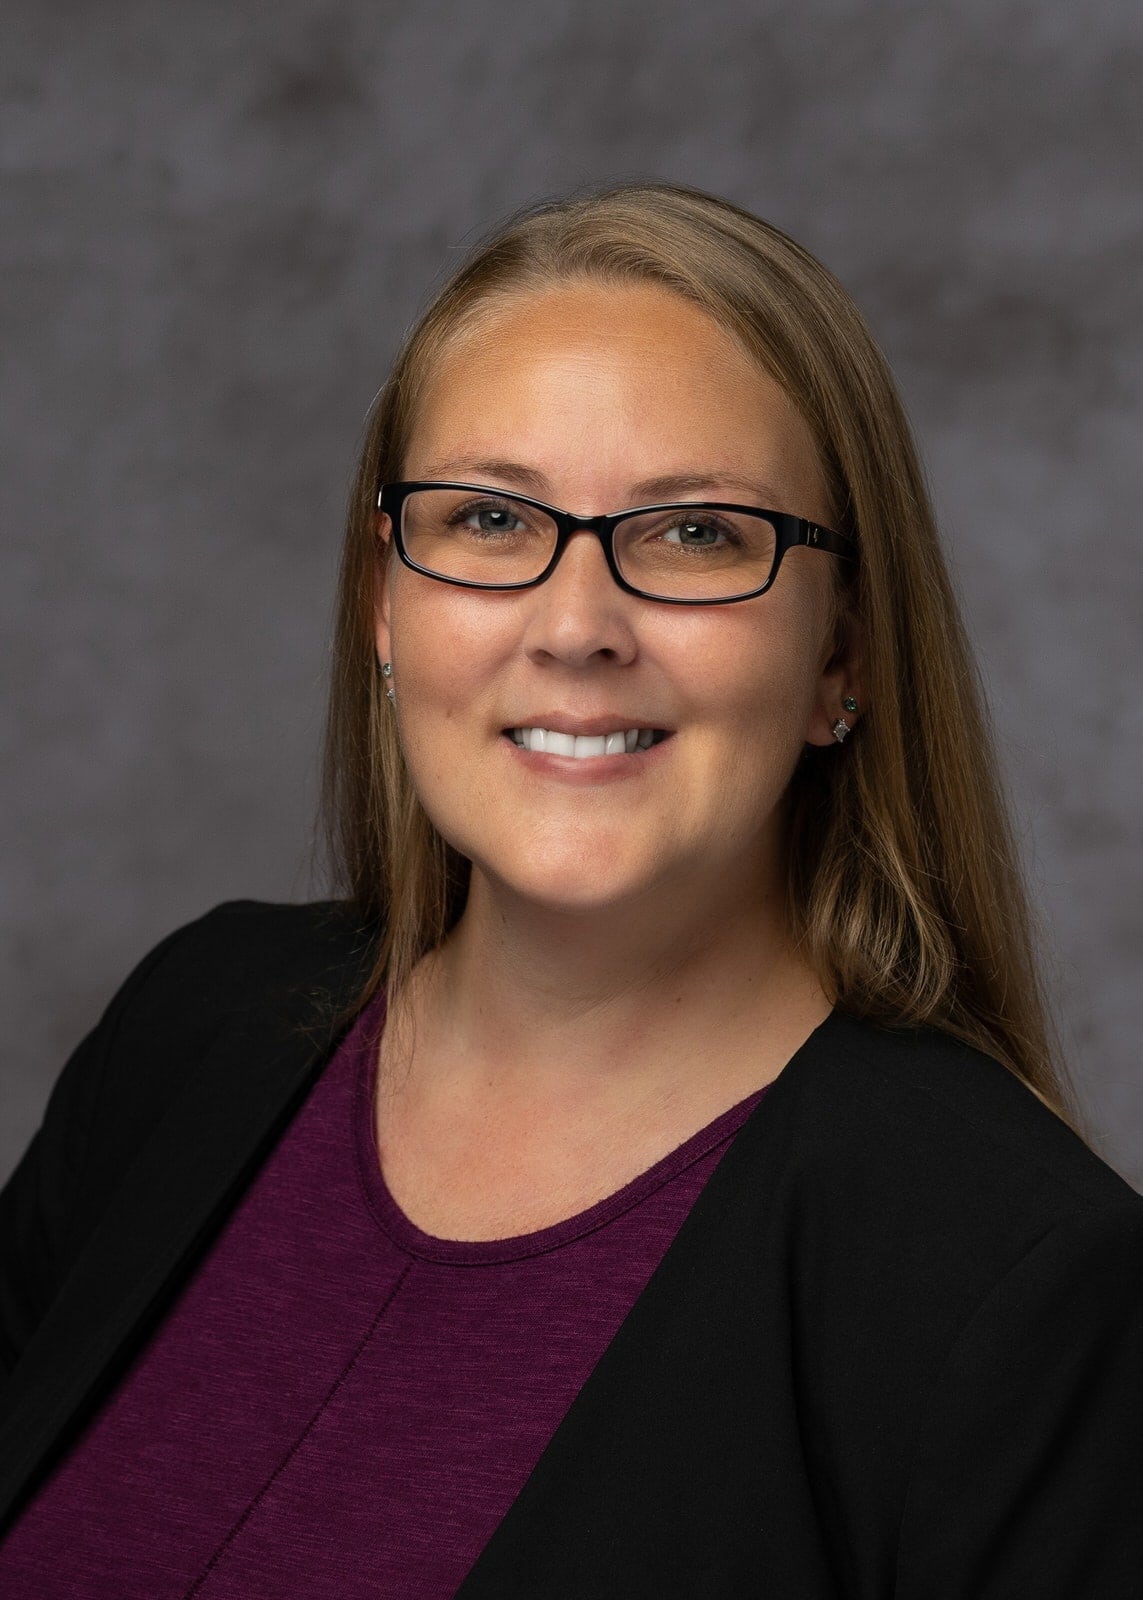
[476,844,664,918]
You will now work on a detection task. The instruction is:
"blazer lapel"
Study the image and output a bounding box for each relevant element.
[0,930,378,1533]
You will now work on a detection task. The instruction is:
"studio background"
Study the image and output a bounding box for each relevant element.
[3,0,1141,1189]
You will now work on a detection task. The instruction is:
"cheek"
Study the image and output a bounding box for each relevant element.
[389,578,508,704]
[386,584,518,823]
[688,597,826,737]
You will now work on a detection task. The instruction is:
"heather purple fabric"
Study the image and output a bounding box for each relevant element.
[0,990,770,1598]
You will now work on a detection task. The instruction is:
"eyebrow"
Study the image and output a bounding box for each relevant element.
[412,457,787,507]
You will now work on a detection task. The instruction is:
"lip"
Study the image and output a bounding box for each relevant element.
[500,729,675,784]
[500,713,672,737]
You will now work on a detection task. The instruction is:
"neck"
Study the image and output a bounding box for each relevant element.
[389,860,832,1115]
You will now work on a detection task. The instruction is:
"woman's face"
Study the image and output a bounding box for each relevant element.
[375,279,856,922]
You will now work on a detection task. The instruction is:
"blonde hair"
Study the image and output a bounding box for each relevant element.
[319,178,1090,1140]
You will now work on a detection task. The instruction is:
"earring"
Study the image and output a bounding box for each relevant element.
[381,660,395,702]
[833,693,859,741]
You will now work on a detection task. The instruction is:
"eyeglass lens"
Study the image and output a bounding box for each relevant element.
[400,487,778,601]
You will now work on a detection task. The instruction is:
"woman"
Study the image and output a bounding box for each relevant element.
[1,180,1140,1597]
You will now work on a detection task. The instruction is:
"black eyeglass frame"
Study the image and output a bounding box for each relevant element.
[377,481,857,606]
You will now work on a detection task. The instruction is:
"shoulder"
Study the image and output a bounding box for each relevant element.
[110,896,383,1020]
[770,1007,1141,1218]
[51,895,383,1118]
[720,1008,1143,1570]
[726,1006,1143,1359]
[0,898,381,1368]
[45,897,383,1110]
[10,898,383,1245]
[810,1020,1143,1589]
[72,895,384,1139]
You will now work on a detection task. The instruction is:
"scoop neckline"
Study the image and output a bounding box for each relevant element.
[348,988,778,1265]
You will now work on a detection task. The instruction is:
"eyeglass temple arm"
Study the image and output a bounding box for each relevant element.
[802,521,857,560]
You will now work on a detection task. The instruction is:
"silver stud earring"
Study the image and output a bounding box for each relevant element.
[381,660,395,702]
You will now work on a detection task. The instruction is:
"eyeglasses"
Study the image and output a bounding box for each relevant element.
[377,481,857,605]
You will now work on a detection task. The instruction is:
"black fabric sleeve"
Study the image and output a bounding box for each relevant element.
[0,913,219,1378]
[893,1198,1143,1597]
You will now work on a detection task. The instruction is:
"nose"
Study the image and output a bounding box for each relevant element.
[519,527,638,668]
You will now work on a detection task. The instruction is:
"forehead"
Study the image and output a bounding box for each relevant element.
[405,281,827,513]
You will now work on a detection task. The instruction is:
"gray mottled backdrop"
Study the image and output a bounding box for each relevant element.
[3,0,1141,1188]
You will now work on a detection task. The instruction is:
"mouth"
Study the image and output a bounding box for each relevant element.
[504,726,672,758]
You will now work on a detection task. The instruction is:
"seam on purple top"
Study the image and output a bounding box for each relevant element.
[182,1259,414,1600]
[348,988,773,1266]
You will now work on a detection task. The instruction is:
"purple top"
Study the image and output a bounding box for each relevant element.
[0,990,770,1597]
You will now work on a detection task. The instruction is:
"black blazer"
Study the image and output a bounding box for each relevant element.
[2,899,1142,1598]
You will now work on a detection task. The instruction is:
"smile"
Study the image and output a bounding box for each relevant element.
[507,727,670,757]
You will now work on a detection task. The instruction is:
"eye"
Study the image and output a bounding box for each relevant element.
[659,515,737,549]
[453,499,529,536]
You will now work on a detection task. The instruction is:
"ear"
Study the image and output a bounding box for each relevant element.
[804,606,865,748]
[373,510,393,668]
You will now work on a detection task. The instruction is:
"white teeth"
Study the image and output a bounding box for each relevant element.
[511,726,663,758]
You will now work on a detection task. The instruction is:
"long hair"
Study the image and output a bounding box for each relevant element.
[319,178,1090,1141]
